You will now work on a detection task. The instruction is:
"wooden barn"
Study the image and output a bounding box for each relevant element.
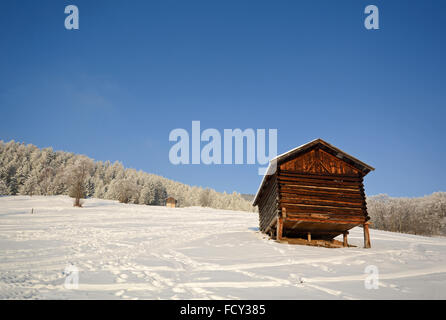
[166,197,177,208]
[253,139,374,248]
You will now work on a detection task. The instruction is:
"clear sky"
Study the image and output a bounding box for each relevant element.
[1,0,445,197]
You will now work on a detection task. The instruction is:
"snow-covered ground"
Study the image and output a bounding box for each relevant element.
[1,195,445,300]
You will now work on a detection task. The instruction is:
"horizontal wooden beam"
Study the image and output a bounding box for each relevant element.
[280,188,364,199]
[278,177,363,188]
[281,192,364,203]
[285,217,365,225]
[286,229,342,235]
[280,184,360,193]
[279,170,363,181]
[287,213,366,221]
[281,203,364,215]
[280,197,365,209]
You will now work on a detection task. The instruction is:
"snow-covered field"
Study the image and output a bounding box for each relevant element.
[1,196,445,300]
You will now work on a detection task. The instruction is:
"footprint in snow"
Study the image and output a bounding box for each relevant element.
[172,287,186,293]
[115,274,128,282]
[115,290,125,296]
[132,271,144,278]
[115,277,127,283]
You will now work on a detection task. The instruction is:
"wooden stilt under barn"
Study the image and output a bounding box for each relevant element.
[253,139,375,248]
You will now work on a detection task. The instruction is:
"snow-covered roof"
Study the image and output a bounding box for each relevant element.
[252,138,375,206]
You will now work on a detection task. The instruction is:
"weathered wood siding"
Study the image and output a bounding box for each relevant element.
[257,174,278,232]
[255,139,373,246]
[278,171,367,224]
[278,147,368,237]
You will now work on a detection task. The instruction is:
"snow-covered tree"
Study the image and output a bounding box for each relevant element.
[19,175,38,196]
[0,180,8,195]
[107,179,138,204]
[65,157,94,207]
[199,188,212,207]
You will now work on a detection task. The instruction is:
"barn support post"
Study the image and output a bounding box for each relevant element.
[276,216,283,241]
[343,231,349,247]
[363,222,371,248]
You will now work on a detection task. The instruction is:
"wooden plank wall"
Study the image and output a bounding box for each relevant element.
[256,145,372,244]
[278,170,367,224]
[257,174,279,232]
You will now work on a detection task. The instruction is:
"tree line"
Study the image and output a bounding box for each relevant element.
[367,192,446,236]
[0,140,256,211]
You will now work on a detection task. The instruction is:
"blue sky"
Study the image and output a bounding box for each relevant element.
[1,0,445,197]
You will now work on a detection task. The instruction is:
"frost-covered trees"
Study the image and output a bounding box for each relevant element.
[153,181,168,205]
[0,180,8,195]
[139,184,155,205]
[107,179,138,204]
[199,188,212,207]
[19,175,38,195]
[65,157,94,207]
[137,181,167,205]
[367,193,446,236]
[0,140,256,212]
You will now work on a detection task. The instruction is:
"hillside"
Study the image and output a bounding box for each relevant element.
[1,195,445,299]
[0,140,255,212]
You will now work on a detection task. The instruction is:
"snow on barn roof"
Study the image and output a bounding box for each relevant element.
[252,138,375,206]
